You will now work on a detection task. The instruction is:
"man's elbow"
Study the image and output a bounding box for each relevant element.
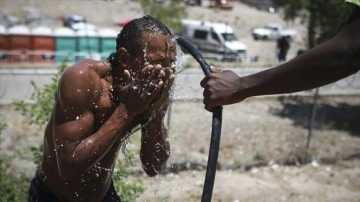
[142,157,169,177]
[145,169,160,177]
[142,164,162,177]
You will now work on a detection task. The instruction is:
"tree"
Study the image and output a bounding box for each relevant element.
[272,0,353,48]
[139,0,187,33]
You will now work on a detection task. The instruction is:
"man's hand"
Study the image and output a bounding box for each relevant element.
[151,64,175,109]
[141,64,175,120]
[200,67,246,111]
[120,64,167,118]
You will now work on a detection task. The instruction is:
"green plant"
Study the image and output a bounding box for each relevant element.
[113,151,144,202]
[0,121,6,132]
[0,122,29,202]
[0,157,29,202]
[14,61,67,126]
[253,151,266,162]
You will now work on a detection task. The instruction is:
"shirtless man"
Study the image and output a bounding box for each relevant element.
[29,16,176,202]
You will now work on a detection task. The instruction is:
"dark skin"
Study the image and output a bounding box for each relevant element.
[38,32,176,201]
[201,11,360,111]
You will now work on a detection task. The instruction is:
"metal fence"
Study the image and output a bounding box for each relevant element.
[0,50,109,64]
[1,67,360,104]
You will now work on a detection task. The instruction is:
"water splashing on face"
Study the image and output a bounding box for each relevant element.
[169,36,186,75]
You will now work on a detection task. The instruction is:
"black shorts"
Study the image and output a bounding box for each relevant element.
[28,171,121,202]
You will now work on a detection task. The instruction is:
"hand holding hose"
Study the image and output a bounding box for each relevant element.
[200,67,246,111]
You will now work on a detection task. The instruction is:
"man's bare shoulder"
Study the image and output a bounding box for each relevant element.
[57,59,112,103]
[63,59,111,79]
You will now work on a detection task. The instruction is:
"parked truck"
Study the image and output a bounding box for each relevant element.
[180,19,247,61]
[251,23,297,40]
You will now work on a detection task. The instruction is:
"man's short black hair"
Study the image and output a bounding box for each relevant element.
[108,15,172,66]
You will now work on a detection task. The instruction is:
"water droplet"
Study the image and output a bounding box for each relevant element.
[76,116,80,120]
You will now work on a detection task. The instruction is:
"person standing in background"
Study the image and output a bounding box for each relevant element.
[277,36,290,62]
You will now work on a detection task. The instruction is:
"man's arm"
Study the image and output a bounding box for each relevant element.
[140,114,170,176]
[53,65,133,180]
[201,9,360,111]
[140,65,174,176]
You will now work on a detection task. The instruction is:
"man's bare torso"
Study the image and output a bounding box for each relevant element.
[38,60,141,201]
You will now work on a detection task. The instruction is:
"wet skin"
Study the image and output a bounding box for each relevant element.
[38,32,176,201]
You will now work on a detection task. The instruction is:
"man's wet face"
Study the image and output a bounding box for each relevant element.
[131,33,176,74]
[143,33,176,67]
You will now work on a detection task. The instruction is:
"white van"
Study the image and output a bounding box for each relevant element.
[180,19,247,61]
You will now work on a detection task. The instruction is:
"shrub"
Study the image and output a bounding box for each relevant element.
[113,151,144,202]
[0,122,29,202]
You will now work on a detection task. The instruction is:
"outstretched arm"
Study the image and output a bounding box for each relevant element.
[201,9,360,111]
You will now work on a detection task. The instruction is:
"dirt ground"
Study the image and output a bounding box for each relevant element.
[134,96,360,202]
[1,96,359,202]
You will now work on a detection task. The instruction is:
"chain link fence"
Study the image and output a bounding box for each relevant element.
[1,67,359,170]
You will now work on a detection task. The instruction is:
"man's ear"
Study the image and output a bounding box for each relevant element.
[117,47,130,67]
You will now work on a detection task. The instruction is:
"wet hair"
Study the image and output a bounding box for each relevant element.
[107,15,172,67]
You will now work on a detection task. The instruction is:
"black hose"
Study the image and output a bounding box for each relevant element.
[175,36,223,202]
